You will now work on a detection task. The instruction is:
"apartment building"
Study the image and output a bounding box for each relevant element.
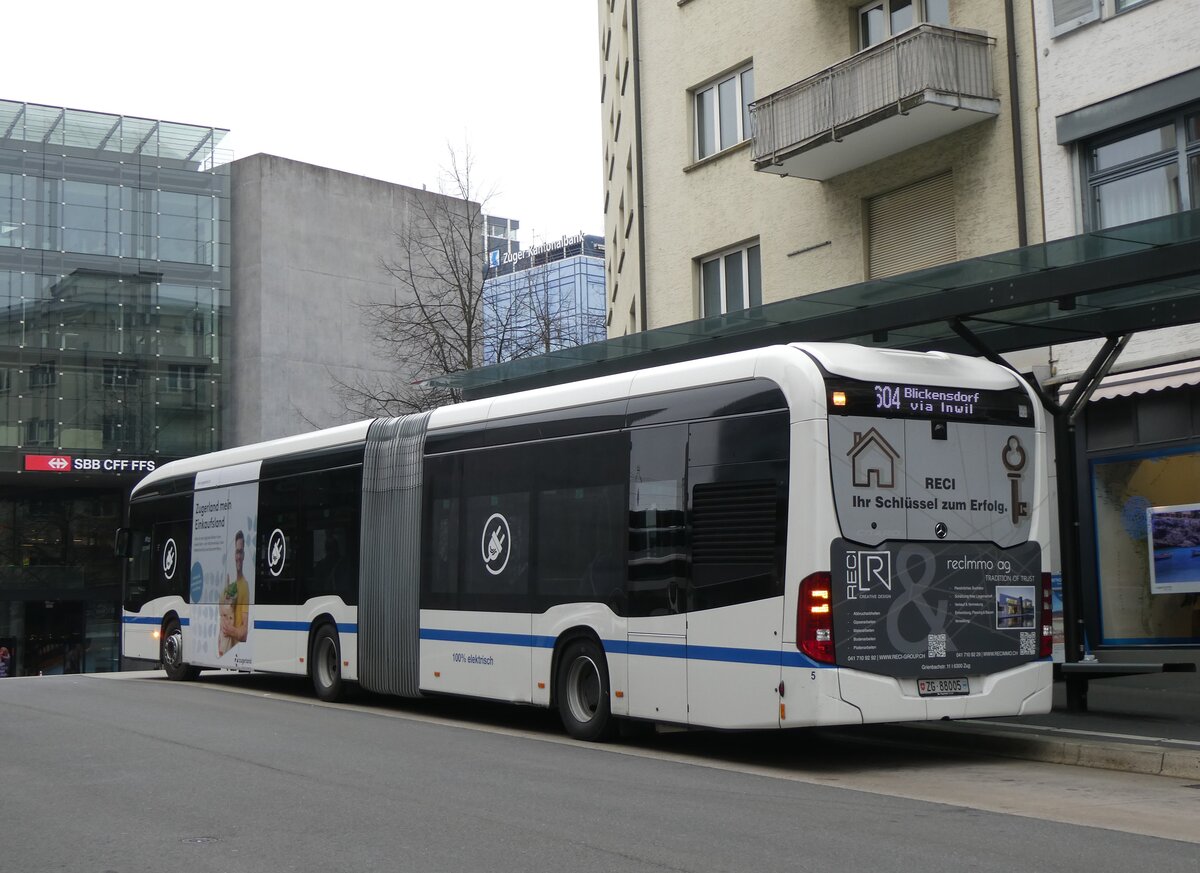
[599,0,1042,336]
[1025,0,1200,650]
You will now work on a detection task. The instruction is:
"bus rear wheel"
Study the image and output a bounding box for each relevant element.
[555,638,615,741]
[310,624,344,702]
[161,619,199,681]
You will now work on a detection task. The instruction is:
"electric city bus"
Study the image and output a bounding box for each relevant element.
[119,343,1053,740]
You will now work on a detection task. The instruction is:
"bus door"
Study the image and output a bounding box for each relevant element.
[625,425,688,724]
[683,413,789,730]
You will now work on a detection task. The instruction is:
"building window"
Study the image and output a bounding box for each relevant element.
[1086,106,1198,231]
[24,418,56,446]
[700,243,762,316]
[167,364,203,392]
[693,65,754,160]
[102,415,129,447]
[102,361,139,388]
[1049,0,1100,36]
[859,0,949,49]
[29,363,57,389]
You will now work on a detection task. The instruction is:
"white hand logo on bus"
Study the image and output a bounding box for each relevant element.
[482,513,510,575]
[162,538,177,580]
[268,528,287,577]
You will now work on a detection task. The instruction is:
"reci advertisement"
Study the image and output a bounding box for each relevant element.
[831,539,1042,677]
[190,480,258,670]
[1146,502,1200,595]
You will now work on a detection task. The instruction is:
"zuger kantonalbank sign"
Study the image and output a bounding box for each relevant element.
[489,232,585,270]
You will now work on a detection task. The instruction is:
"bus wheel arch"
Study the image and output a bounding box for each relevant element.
[308,618,344,702]
[160,613,199,681]
[552,629,615,742]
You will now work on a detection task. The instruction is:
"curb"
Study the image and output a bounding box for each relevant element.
[870,722,1200,780]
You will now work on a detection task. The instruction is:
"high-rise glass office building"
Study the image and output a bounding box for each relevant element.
[482,233,606,365]
[0,100,230,676]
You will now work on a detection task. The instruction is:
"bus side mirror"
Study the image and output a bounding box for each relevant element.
[114,527,133,558]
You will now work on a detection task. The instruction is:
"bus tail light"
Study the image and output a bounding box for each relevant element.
[798,572,835,664]
[1040,572,1054,658]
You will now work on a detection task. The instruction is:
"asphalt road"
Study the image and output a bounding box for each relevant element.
[1,672,1197,873]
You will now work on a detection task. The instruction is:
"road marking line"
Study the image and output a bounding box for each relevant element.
[968,719,1200,748]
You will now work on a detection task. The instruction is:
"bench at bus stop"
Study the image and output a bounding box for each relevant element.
[1054,660,1197,712]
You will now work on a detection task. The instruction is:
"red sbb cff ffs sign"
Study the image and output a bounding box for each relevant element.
[23,454,156,473]
[24,454,72,471]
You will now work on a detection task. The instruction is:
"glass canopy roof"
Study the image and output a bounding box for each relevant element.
[0,99,229,168]
[436,209,1200,399]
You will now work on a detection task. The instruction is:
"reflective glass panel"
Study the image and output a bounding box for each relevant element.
[891,0,914,34]
[701,258,721,315]
[924,0,950,25]
[747,245,762,308]
[741,68,755,140]
[861,4,886,48]
[696,88,716,159]
[724,250,744,312]
[718,77,739,150]
[1095,164,1181,229]
[1093,123,1175,171]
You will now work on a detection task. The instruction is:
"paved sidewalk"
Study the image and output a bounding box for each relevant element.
[858,673,1200,778]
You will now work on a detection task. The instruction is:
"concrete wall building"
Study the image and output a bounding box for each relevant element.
[599,0,1042,336]
[229,154,472,443]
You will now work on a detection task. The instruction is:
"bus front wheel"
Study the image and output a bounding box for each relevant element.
[310,624,344,702]
[555,638,615,742]
[161,619,199,681]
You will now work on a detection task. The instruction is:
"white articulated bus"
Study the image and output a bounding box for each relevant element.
[120,343,1053,740]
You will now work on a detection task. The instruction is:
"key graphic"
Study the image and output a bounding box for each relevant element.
[1001,435,1029,525]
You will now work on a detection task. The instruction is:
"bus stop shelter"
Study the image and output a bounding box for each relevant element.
[437,208,1200,708]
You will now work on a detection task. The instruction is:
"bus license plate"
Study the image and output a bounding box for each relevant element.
[918,678,969,697]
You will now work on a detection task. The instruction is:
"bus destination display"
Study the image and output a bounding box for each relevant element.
[829,378,1032,426]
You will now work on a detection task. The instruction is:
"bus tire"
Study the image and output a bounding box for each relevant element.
[161,618,199,681]
[555,638,615,742]
[310,623,344,702]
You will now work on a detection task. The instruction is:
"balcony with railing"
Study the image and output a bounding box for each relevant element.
[750,25,999,181]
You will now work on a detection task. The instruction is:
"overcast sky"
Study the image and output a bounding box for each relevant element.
[8,1,603,243]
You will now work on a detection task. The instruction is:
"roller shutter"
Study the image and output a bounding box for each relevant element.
[867,172,956,279]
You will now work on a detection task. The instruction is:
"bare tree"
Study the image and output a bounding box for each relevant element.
[335,145,492,416]
[333,147,601,418]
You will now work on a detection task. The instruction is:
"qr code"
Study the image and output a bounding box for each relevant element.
[927,634,947,658]
[1019,632,1036,655]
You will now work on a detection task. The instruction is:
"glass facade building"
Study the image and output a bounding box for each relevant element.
[483,234,606,365]
[0,100,230,676]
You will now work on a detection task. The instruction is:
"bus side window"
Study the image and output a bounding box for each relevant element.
[422,455,462,610]
[257,477,298,606]
[687,412,789,612]
[122,501,156,613]
[628,424,688,617]
[299,466,361,605]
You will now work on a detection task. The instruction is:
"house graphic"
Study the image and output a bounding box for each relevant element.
[848,428,900,488]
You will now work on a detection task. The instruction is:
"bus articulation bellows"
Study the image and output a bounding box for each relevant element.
[119,343,1053,740]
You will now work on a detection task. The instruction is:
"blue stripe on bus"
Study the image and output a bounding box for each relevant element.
[253,621,358,634]
[418,628,555,648]
[124,619,827,668]
[420,628,829,668]
[123,616,190,626]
